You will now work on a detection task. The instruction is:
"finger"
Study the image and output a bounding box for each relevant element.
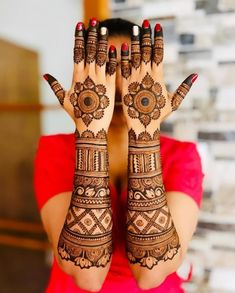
[43,74,66,106]
[121,42,131,79]
[153,23,164,66]
[96,27,108,75]
[141,19,152,66]
[171,73,198,111]
[107,45,117,77]
[131,25,141,70]
[86,17,99,66]
[73,22,85,66]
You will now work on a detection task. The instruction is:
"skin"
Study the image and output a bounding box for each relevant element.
[41,34,200,291]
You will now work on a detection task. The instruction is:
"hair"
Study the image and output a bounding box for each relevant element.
[99,18,138,38]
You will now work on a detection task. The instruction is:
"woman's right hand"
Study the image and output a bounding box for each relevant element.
[43,18,117,135]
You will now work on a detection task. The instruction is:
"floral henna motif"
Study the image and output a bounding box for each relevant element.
[70,76,109,127]
[126,129,180,269]
[58,131,113,269]
[123,73,165,127]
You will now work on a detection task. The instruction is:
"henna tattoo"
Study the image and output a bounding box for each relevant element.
[96,27,108,67]
[131,26,141,70]
[107,45,117,76]
[123,73,165,127]
[153,24,164,66]
[74,22,85,64]
[141,23,152,64]
[43,74,65,105]
[70,76,109,126]
[121,43,131,79]
[171,74,195,111]
[86,19,98,64]
[126,129,180,269]
[58,129,113,269]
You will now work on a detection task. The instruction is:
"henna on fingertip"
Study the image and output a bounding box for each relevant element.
[74,22,85,64]
[96,27,108,67]
[141,19,152,65]
[153,23,164,66]
[121,42,131,79]
[171,73,198,111]
[43,74,65,106]
[86,17,99,64]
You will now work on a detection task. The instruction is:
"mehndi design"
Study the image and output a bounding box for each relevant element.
[74,22,85,64]
[123,73,165,127]
[70,76,109,127]
[126,129,180,269]
[58,129,113,269]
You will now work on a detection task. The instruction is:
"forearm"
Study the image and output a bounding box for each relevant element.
[58,129,113,269]
[126,128,181,270]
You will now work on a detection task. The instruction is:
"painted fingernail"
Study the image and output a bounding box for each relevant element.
[110,45,116,54]
[192,73,198,84]
[155,23,161,32]
[143,19,150,29]
[76,22,84,31]
[90,17,97,27]
[100,27,107,36]
[43,74,49,81]
[122,42,129,51]
[133,25,139,36]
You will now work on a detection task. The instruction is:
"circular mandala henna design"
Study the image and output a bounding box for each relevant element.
[124,73,165,127]
[70,77,109,127]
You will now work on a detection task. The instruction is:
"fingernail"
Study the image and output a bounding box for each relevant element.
[90,17,97,27]
[155,23,161,32]
[133,25,139,36]
[76,22,84,31]
[109,45,116,54]
[192,73,198,84]
[100,27,107,36]
[143,19,150,29]
[43,74,49,81]
[122,42,129,52]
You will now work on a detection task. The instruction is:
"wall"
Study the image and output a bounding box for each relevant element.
[0,0,83,134]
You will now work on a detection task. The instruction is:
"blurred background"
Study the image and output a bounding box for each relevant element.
[0,0,235,292]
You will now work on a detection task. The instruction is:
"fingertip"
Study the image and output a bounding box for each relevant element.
[191,73,198,84]
[43,73,57,84]
[121,42,129,56]
[43,74,49,81]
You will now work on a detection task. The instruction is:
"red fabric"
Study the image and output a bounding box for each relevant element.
[34,133,204,293]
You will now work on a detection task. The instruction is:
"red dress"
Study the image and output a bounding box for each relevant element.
[34,133,204,293]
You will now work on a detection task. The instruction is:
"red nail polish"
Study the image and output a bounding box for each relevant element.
[155,23,161,32]
[191,73,198,84]
[110,45,116,53]
[76,22,83,30]
[122,42,129,51]
[143,19,150,29]
[90,17,97,27]
[43,74,48,81]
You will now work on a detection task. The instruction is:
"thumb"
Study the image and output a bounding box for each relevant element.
[171,73,198,111]
[43,74,66,106]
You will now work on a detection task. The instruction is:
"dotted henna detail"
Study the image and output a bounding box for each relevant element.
[123,73,165,127]
[70,77,109,127]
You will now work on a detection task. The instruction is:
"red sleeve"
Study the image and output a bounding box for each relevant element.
[161,138,204,208]
[33,134,75,210]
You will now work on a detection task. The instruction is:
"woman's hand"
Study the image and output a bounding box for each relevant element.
[43,18,117,134]
[121,20,198,135]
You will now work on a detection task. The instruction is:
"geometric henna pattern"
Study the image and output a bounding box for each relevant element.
[126,129,180,269]
[74,22,85,64]
[86,20,98,64]
[70,76,109,127]
[153,24,164,66]
[131,26,141,70]
[141,24,152,64]
[171,82,190,111]
[121,43,131,79]
[58,130,113,269]
[123,73,165,127]
[96,27,108,67]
